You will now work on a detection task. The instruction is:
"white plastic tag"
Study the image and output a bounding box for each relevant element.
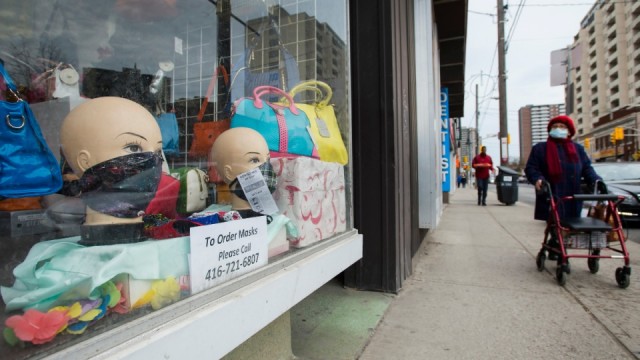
[236,167,279,215]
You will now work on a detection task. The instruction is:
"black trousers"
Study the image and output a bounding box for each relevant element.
[477,178,489,204]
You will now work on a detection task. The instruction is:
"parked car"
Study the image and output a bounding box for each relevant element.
[517,175,529,184]
[591,162,640,226]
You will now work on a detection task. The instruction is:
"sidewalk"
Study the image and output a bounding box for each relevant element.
[357,186,640,359]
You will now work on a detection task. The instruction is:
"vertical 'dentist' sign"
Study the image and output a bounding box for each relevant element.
[189,216,268,294]
[440,87,450,192]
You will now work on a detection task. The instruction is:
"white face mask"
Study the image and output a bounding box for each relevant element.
[549,128,569,139]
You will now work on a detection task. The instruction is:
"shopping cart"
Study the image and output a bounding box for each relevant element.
[535,180,631,287]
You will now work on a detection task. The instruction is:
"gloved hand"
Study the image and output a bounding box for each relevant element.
[596,180,608,194]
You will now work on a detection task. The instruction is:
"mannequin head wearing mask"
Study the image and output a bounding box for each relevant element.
[210,127,274,211]
[60,97,163,227]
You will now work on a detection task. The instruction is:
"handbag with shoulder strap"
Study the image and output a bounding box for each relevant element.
[189,65,231,158]
[0,62,62,198]
[288,80,348,165]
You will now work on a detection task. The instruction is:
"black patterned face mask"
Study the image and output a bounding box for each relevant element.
[229,161,277,201]
[79,152,163,218]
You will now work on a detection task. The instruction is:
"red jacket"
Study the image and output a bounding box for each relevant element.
[472,153,493,180]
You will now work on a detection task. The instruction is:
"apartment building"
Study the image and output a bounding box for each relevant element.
[459,127,477,164]
[518,104,565,165]
[565,0,640,161]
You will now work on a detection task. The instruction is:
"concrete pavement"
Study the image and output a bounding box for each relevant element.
[357,186,640,359]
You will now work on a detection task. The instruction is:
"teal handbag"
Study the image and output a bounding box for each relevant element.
[231,86,318,159]
[0,62,62,198]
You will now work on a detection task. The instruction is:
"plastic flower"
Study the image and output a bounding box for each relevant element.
[131,288,155,310]
[150,277,180,310]
[66,297,108,335]
[110,283,129,314]
[5,309,69,344]
[98,281,121,309]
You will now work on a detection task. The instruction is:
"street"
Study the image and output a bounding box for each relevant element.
[489,183,640,245]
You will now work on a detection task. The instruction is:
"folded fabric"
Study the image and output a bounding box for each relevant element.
[1,236,189,312]
[2,213,296,312]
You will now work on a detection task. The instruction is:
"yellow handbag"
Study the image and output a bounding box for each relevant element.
[288,81,348,165]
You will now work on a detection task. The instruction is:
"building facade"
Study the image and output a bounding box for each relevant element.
[518,104,565,164]
[564,0,640,161]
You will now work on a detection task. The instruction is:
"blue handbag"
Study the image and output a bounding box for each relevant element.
[0,62,63,198]
[155,112,180,157]
[231,86,318,158]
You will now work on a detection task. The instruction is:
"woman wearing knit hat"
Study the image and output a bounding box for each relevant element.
[525,115,602,259]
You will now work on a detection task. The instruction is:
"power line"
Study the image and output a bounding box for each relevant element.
[469,9,496,17]
[505,0,526,51]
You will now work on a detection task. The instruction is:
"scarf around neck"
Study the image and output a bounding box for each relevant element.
[546,137,578,183]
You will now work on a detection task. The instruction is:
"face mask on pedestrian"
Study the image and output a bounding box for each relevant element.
[549,128,569,139]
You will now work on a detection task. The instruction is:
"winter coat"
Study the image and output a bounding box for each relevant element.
[525,140,601,221]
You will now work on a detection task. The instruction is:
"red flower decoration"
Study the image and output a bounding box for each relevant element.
[110,283,129,314]
[5,309,69,344]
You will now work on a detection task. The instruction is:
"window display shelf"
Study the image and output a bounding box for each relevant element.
[46,230,361,360]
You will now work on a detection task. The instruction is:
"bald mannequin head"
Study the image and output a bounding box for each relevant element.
[210,127,269,184]
[61,97,162,176]
[60,97,163,225]
[210,127,269,210]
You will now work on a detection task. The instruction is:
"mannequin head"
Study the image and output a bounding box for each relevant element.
[60,97,163,225]
[210,127,270,210]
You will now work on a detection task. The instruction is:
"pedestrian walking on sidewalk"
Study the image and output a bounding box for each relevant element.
[524,115,601,258]
[472,146,494,206]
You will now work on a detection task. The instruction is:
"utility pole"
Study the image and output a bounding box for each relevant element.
[475,83,479,155]
[497,0,509,165]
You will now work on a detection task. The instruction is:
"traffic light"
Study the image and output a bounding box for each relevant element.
[614,127,624,140]
[610,132,616,144]
[463,156,468,163]
[507,133,511,144]
[584,138,590,148]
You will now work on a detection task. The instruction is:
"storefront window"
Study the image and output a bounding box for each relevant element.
[0,0,350,356]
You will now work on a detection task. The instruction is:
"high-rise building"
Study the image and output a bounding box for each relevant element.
[518,104,565,164]
[460,127,477,170]
[562,0,640,161]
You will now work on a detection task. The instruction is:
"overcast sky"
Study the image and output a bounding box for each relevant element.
[464,0,597,164]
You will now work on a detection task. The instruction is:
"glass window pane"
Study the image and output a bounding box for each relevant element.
[0,0,351,356]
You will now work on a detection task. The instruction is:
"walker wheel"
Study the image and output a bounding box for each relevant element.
[616,267,630,289]
[588,258,599,274]
[536,251,546,271]
[556,266,567,286]
[558,259,571,274]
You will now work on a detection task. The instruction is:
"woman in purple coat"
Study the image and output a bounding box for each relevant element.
[525,115,601,222]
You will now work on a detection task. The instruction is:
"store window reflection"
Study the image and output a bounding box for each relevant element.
[0,0,350,356]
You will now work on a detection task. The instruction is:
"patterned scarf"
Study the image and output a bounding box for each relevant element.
[546,137,578,183]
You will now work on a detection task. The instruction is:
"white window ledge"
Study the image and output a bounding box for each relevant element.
[47,230,362,360]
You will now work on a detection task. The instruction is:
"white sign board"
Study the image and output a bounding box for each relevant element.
[189,216,268,294]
